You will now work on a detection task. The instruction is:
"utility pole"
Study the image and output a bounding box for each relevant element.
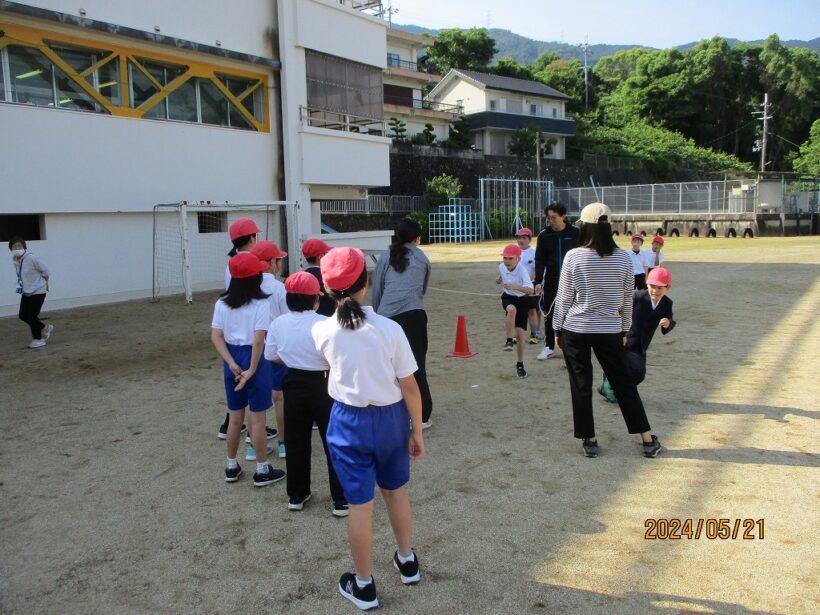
[753,93,772,172]
[535,130,542,181]
[579,37,591,109]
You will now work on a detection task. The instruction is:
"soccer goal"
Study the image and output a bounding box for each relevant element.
[152,200,295,303]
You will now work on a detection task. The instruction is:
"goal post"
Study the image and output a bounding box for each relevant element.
[152,200,296,303]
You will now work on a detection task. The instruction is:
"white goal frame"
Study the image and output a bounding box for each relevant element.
[152,200,296,303]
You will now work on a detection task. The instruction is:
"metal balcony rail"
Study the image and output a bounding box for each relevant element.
[386,55,439,74]
[383,95,463,114]
[301,106,386,136]
[320,195,428,214]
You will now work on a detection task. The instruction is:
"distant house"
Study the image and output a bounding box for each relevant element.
[426,69,576,158]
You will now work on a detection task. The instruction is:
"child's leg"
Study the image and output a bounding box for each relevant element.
[247,410,268,463]
[380,486,413,555]
[528,308,539,334]
[505,304,517,338]
[516,327,526,362]
[226,409,245,459]
[272,390,285,441]
[347,501,375,578]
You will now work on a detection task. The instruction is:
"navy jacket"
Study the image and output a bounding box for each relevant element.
[534,224,580,284]
[626,291,675,355]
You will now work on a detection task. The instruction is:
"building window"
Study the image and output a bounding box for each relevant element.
[530,103,543,116]
[387,52,400,67]
[306,50,383,120]
[197,212,228,233]
[489,99,497,111]
[0,215,46,241]
[553,107,558,118]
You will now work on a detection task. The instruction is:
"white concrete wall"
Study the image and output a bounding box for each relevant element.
[300,127,390,186]
[386,39,416,63]
[485,92,564,118]
[14,0,276,58]
[295,0,386,68]
[434,79,485,114]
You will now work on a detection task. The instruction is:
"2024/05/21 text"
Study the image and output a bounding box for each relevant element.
[644,518,765,540]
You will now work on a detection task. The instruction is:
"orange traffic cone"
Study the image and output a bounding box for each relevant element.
[447,315,478,358]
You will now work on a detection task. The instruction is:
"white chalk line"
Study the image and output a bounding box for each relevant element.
[427,286,499,297]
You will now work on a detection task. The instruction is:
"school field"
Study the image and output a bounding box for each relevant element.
[1,237,818,614]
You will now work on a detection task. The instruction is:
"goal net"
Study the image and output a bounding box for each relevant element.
[152,201,294,302]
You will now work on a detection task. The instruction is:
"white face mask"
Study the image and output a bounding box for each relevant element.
[11,249,25,258]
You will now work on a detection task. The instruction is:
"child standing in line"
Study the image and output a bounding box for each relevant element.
[515,228,542,343]
[496,244,534,378]
[629,233,647,290]
[264,271,348,517]
[312,247,424,611]
[599,267,676,403]
[642,235,666,275]
[302,238,336,317]
[211,253,285,487]
[252,240,289,460]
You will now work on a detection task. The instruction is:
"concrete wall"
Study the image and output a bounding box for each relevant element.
[301,127,391,186]
[295,0,386,68]
[435,80,485,114]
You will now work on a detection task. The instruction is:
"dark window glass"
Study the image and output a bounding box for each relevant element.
[197,212,228,233]
[8,45,54,107]
[167,79,197,122]
[198,79,228,127]
[0,215,45,241]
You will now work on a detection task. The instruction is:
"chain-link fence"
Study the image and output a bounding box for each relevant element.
[479,178,553,239]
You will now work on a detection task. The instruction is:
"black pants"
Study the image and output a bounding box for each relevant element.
[390,310,433,422]
[561,330,651,439]
[634,273,647,290]
[282,368,345,503]
[19,293,46,339]
[541,278,559,350]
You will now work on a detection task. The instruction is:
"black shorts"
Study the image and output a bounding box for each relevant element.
[634,273,647,290]
[501,294,530,330]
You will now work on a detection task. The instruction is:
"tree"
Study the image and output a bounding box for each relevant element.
[426,28,497,73]
[411,123,437,145]
[534,59,594,113]
[793,119,820,175]
[531,51,560,73]
[388,117,407,143]
[508,126,551,157]
[443,115,473,149]
[490,56,534,80]
[424,174,462,207]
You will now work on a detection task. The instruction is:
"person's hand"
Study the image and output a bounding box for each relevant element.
[555,336,562,350]
[495,275,502,284]
[623,336,627,346]
[409,430,425,461]
[535,283,542,294]
[659,318,671,329]
[503,283,513,290]
[234,368,255,391]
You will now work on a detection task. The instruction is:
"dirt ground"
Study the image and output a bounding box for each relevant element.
[1,238,818,614]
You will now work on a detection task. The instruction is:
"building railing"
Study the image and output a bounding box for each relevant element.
[386,55,439,74]
[383,95,463,114]
[301,105,386,136]
[320,195,427,214]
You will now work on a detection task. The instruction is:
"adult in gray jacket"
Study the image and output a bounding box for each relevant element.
[372,219,433,428]
[9,236,53,349]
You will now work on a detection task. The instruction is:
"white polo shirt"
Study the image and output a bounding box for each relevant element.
[642,249,665,271]
[261,272,289,320]
[311,306,418,407]
[498,262,534,297]
[265,311,330,370]
[520,246,536,279]
[212,298,270,346]
[629,250,644,276]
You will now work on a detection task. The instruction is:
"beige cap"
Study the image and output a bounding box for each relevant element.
[578,202,612,224]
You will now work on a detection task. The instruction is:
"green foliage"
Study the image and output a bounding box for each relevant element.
[793,119,820,175]
[507,126,553,157]
[445,116,473,149]
[490,56,534,80]
[405,211,430,243]
[484,208,530,239]
[423,174,463,207]
[388,117,407,143]
[531,51,560,72]
[427,28,497,73]
[534,58,597,113]
[411,123,437,145]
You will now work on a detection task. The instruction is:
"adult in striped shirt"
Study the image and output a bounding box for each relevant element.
[552,202,663,459]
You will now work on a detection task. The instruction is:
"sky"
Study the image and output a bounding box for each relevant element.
[389,0,820,48]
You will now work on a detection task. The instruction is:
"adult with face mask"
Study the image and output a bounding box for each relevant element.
[533,202,579,360]
[9,236,52,349]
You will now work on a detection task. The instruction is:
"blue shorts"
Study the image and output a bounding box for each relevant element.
[270,361,288,392]
[224,344,272,412]
[326,400,411,505]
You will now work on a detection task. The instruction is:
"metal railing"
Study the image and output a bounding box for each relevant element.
[301,105,386,136]
[319,195,427,215]
[386,55,439,74]
[383,95,463,114]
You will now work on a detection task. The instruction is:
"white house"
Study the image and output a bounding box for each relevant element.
[426,69,575,158]
[0,0,392,315]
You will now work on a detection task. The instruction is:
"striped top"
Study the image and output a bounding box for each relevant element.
[553,247,633,335]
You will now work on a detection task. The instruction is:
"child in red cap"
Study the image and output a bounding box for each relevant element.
[211,253,285,487]
[301,238,336,317]
[311,247,424,611]
[515,227,543,343]
[599,267,676,410]
[643,235,665,275]
[496,243,534,377]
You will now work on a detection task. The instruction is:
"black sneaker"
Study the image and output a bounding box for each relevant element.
[393,551,421,585]
[253,464,285,487]
[582,438,599,458]
[218,422,247,440]
[643,435,663,458]
[224,465,242,482]
[245,426,278,444]
[332,501,350,518]
[503,340,514,351]
[516,363,527,378]
[288,493,312,511]
[338,572,378,611]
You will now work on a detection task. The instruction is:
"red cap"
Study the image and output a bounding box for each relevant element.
[502,244,522,258]
[320,247,366,292]
[302,238,331,259]
[228,252,267,279]
[652,235,665,245]
[515,227,533,237]
[647,267,671,287]
[285,271,323,296]
[631,233,644,241]
[251,240,287,261]
[229,218,262,241]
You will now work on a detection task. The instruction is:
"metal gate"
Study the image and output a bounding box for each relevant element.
[479,178,553,240]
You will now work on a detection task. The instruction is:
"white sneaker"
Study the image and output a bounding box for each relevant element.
[422,419,432,430]
[28,339,46,349]
[42,324,54,341]
[536,346,554,360]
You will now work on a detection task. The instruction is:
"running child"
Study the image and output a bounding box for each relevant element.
[210,252,285,487]
[496,244,534,378]
[252,240,289,460]
[629,233,647,289]
[642,235,666,275]
[312,247,424,611]
[302,238,336,317]
[264,271,348,517]
[515,228,542,343]
[599,267,676,403]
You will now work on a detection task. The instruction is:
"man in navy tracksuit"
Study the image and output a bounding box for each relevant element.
[533,202,580,360]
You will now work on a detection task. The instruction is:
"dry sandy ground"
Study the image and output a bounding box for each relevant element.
[1,238,818,614]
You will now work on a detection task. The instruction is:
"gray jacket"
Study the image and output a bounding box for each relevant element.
[372,244,430,317]
[14,251,49,295]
